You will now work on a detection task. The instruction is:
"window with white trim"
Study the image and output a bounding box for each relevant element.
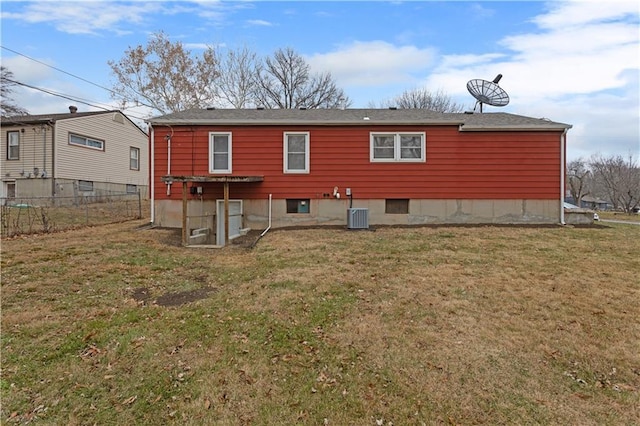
[209,132,232,173]
[370,132,425,162]
[69,133,104,150]
[284,132,309,173]
[7,131,19,160]
[286,199,310,214]
[130,147,140,170]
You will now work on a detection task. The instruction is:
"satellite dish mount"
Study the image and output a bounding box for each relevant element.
[466,74,510,113]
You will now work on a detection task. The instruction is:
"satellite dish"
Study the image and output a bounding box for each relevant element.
[466,74,510,113]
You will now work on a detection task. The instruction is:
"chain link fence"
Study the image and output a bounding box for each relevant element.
[1,192,146,237]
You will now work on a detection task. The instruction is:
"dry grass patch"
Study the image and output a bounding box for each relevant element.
[2,221,639,425]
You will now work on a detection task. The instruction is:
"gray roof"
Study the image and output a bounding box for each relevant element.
[2,110,115,125]
[2,110,148,136]
[148,108,572,131]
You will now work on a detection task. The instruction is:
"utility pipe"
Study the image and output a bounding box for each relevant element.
[166,133,172,196]
[42,126,47,177]
[150,125,155,224]
[260,194,273,237]
[560,129,567,225]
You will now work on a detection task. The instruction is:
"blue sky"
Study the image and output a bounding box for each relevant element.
[1,0,638,161]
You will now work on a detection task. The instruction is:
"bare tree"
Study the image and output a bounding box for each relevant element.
[253,47,350,109]
[216,46,259,108]
[566,158,591,206]
[371,87,465,112]
[1,66,29,117]
[590,153,640,213]
[108,32,219,115]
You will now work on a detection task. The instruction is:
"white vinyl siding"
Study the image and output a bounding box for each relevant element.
[0,125,54,178]
[284,132,310,173]
[370,132,425,162]
[54,113,148,187]
[209,132,232,173]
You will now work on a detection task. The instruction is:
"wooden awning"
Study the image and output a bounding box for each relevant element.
[161,175,264,246]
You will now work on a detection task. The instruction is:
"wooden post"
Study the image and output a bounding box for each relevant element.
[182,181,188,246]
[224,181,229,246]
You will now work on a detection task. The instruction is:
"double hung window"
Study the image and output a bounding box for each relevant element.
[284,132,309,173]
[130,147,140,170]
[7,131,19,160]
[370,132,425,162]
[209,133,232,173]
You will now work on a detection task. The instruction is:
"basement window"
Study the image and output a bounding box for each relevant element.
[385,199,409,214]
[78,180,94,192]
[286,199,310,214]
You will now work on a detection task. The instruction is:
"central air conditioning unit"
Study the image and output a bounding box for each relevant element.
[347,208,369,229]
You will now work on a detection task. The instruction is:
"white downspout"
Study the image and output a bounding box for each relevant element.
[150,125,155,224]
[260,194,272,237]
[166,134,172,195]
[560,129,567,225]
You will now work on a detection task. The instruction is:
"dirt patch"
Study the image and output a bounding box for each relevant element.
[131,287,153,303]
[131,286,217,307]
[156,287,217,307]
[141,227,263,248]
[230,229,263,248]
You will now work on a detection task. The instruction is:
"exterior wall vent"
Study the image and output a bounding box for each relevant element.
[347,208,369,229]
[113,112,125,124]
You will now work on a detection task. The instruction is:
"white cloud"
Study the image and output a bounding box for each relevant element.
[532,0,639,29]
[1,1,154,35]
[2,56,53,84]
[184,43,212,50]
[246,19,273,27]
[306,40,436,87]
[0,1,234,35]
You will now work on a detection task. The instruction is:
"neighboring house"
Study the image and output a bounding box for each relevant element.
[579,195,610,211]
[1,106,148,202]
[147,108,572,245]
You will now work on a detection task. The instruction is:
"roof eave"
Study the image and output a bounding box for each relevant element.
[148,119,465,126]
[459,124,573,132]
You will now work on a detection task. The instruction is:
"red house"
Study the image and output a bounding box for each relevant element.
[148,108,571,245]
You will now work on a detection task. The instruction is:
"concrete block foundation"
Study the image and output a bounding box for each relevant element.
[153,198,561,232]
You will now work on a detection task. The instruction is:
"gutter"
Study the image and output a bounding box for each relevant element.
[260,193,272,237]
[560,129,567,225]
[148,119,465,127]
[150,125,155,224]
[51,124,56,196]
[458,124,572,132]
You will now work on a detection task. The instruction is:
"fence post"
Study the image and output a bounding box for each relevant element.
[137,190,142,219]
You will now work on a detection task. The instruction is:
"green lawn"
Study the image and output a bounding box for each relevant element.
[2,220,639,425]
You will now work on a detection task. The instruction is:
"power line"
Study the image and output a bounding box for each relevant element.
[4,77,148,120]
[1,45,155,110]
[2,45,115,94]
[5,77,111,111]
